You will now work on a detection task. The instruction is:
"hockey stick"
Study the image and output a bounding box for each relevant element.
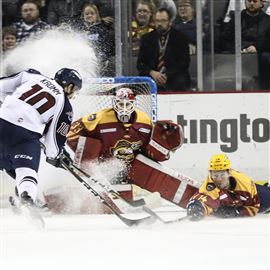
[60,159,157,227]
[142,206,188,224]
[62,151,152,208]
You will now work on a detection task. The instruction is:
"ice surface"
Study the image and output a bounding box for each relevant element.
[1,208,269,270]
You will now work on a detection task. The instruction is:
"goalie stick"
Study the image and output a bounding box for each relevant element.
[60,159,157,227]
[142,206,188,224]
[61,151,193,223]
[62,149,157,208]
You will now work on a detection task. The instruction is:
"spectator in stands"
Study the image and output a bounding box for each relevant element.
[87,0,114,28]
[137,7,191,92]
[2,0,20,27]
[222,0,270,23]
[13,0,51,44]
[75,3,115,76]
[132,0,155,56]
[47,0,87,26]
[2,26,17,54]
[221,0,270,89]
[17,0,51,22]
[173,0,196,54]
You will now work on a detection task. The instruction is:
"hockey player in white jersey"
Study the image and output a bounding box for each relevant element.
[0,68,82,205]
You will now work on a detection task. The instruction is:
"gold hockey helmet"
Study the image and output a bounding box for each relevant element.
[208,154,231,171]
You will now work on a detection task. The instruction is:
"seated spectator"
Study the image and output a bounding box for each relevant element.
[87,0,114,28]
[221,0,270,89]
[13,0,51,44]
[2,0,20,27]
[222,0,270,23]
[75,3,115,76]
[47,0,87,26]
[132,0,155,56]
[2,26,17,54]
[173,0,196,54]
[137,7,191,92]
[17,0,51,22]
[222,0,270,52]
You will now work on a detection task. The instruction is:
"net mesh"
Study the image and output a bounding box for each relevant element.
[72,77,157,121]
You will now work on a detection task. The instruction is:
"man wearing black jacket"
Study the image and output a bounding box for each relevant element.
[221,0,270,89]
[137,7,191,92]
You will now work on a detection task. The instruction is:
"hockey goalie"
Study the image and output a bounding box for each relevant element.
[66,87,198,212]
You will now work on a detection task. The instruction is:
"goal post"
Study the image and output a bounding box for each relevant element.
[72,76,158,123]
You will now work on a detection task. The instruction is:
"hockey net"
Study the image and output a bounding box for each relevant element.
[72,76,157,122]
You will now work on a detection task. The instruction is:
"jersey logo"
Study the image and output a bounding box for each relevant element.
[206,183,216,191]
[88,114,96,121]
[14,154,33,160]
[110,139,142,162]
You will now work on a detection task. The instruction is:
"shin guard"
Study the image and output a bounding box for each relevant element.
[128,154,199,208]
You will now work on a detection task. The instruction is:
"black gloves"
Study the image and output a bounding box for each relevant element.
[187,199,205,221]
[46,148,72,169]
[214,206,240,218]
[46,156,63,168]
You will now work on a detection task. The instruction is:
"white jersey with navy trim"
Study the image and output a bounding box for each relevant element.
[0,70,39,103]
[0,70,73,158]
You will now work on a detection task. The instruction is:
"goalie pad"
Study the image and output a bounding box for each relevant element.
[145,120,184,161]
[128,154,199,208]
[67,137,102,166]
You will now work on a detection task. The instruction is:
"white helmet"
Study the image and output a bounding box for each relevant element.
[113,88,136,123]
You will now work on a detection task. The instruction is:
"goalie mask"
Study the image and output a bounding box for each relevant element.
[113,88,136,123]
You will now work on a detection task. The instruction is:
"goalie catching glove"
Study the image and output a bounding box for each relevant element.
[145,120,184,161]
[46,148,72,168]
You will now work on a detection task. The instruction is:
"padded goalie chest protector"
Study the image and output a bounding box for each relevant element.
[128,154,199,208]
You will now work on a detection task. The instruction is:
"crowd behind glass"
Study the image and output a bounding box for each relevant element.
[2,0,270,91]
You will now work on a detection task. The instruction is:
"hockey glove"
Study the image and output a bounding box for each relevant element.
[213,206,240,219]
[46,149,72,169]
[187,199,205,221]
[46,156,63,168]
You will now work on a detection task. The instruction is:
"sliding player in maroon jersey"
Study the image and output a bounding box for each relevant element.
[187,154,270,221]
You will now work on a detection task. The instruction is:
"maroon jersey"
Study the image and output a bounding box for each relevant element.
[67,108,152,163]
[190,169,260,217]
